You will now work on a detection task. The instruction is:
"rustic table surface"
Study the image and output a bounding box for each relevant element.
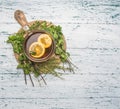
[0,0,120,109]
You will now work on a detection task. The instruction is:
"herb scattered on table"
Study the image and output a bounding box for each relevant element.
[7,21,76,86]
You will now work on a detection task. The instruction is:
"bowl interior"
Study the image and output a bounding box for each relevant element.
[24,31,55,62]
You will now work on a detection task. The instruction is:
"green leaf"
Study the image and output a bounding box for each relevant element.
[24,69,30,74]
[29,51,36,55]
[53,32,58,39]
[17,64,23,69]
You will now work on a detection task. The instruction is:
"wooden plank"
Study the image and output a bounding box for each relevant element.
[0,0,120,109]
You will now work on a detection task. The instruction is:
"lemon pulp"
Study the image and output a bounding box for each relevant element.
[29,42,45,58]
[38,34,52,48]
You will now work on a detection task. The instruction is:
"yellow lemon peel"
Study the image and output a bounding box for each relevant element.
[29,42,45,58]
[38,34,52,48]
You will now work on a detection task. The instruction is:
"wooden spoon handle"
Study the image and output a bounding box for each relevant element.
[14,10,29,31]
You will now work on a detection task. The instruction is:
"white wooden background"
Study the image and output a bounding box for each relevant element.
[0,0,120,109]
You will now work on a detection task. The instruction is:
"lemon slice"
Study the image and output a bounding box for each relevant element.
[38,34,52,48]
[29,42,45,58]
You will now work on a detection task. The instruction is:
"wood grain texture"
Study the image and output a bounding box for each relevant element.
[0,0,120,109]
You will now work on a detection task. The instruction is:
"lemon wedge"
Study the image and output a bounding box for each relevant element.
[29,42,45,58]
[38,34,52,48]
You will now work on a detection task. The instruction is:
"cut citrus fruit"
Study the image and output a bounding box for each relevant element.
[38,34,52,48]
[29,42,45,58]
